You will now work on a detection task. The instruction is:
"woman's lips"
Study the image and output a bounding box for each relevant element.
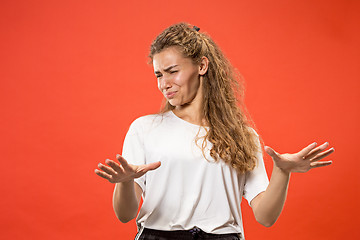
[165,91,176,98]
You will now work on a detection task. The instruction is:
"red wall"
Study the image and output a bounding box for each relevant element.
[1,0,359,239]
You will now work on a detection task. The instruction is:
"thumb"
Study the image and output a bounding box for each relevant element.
[264,146,280,159]
[145,161,161,171]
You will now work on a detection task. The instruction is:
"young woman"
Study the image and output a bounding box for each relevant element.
[95,23,334,240]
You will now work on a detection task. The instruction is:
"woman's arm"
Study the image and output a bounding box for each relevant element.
[250,142,334,227]
[250,166,290,227]
[95,154,161,223]
[112,181,143,223]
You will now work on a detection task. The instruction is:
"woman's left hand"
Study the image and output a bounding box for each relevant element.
[264,142,334,173]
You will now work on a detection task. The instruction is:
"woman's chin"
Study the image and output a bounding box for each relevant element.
[168,99,180,107]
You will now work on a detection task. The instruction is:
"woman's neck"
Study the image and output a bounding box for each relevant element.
[173,96,207,126]
[172,76,207,126]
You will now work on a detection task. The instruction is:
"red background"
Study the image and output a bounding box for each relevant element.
[1,0,359,239]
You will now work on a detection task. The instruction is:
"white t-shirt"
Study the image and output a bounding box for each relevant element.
[121,111,269,239]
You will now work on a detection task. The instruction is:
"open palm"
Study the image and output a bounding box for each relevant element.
[264,142,334,173]
[95,155,161,183]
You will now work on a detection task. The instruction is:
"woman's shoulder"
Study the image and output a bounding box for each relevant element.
[129,111,172,129]
[247,126,259,136]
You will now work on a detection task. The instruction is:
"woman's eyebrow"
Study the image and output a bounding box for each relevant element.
[154,65,178,74]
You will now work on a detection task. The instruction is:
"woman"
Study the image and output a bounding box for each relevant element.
[95,23,334,240]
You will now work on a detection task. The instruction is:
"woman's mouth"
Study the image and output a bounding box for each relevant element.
[165,91,176,99]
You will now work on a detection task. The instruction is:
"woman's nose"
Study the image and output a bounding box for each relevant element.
[159,76,172,90]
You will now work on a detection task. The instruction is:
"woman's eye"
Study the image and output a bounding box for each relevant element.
[170,71,178,74]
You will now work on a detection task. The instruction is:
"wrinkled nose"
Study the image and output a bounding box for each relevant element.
[158,76,172,91]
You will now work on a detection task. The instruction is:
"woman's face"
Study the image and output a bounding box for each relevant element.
[153,47,207,108]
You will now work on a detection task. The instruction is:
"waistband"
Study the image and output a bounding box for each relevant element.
[138,227,241,240]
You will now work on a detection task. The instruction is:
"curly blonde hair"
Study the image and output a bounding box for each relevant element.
[149,23,259,173]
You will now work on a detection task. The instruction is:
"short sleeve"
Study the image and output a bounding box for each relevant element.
[243,129,269,206]
[121,118,146,192]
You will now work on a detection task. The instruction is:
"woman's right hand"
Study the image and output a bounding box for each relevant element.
[95,154,161,183]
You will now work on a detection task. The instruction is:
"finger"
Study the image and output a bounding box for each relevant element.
[105,159,124,173]
[310,147,335,162]
[116,154,132,171]
[145,161,161,171]
[264,146,280,160]
[298,142,317,157]
[306,142,329,160]
[98,163,117,175]
[137,161,161,174]
[95,169,112,180]
[310,160,332,169]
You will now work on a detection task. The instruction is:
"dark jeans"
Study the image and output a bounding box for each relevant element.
[136,227,241,240]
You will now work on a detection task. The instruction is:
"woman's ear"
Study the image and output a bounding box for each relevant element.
[199,56,209,76]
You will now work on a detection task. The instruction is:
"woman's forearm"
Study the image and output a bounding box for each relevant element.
[252,166,290,227]
[112,180,140,223]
